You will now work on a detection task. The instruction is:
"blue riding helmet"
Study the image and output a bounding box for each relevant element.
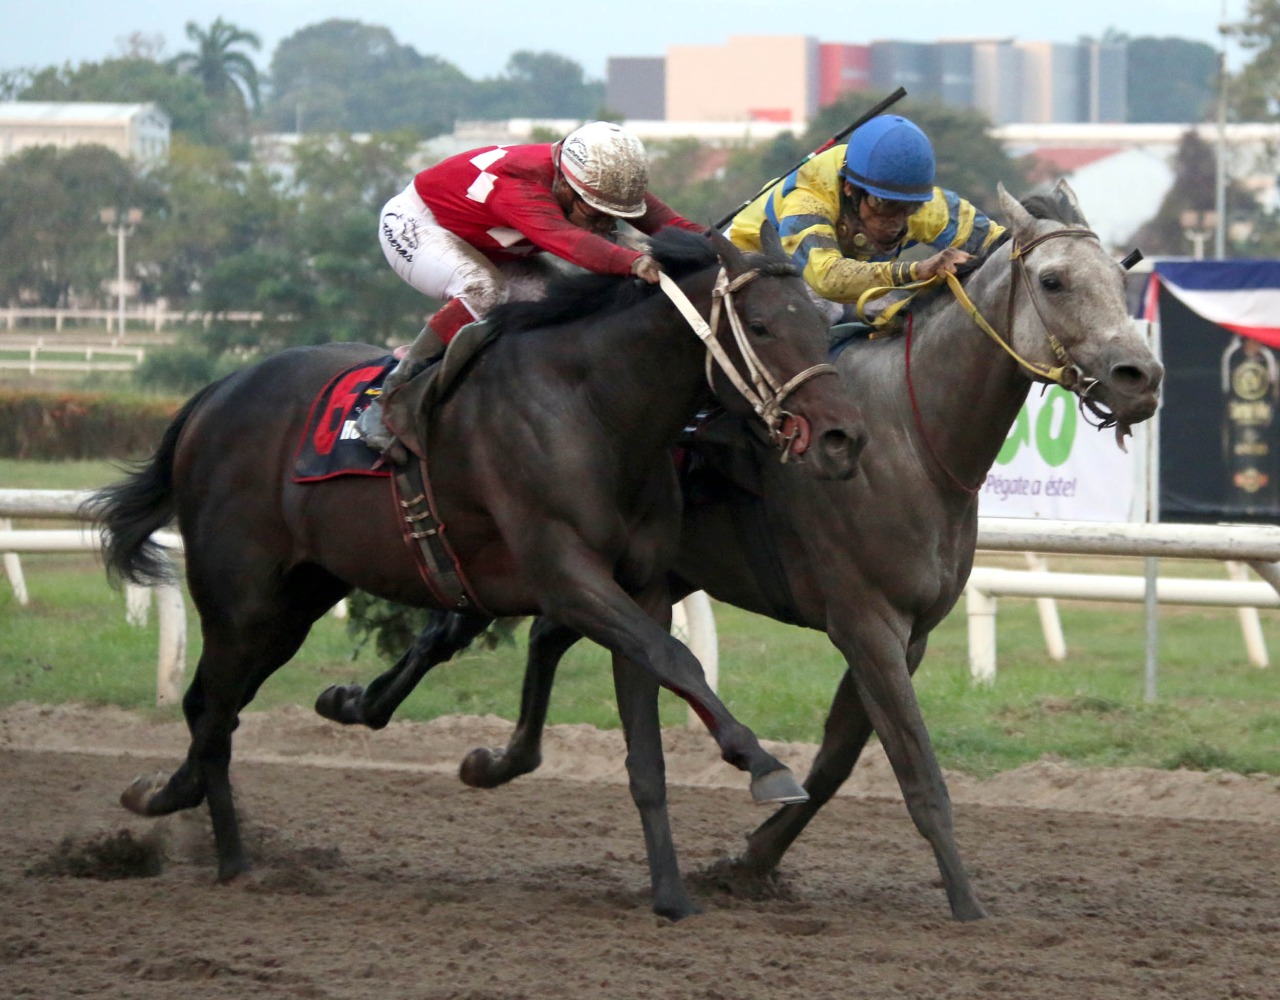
[840,115,936,202]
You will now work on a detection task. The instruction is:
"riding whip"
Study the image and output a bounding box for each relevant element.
[712,86,909,231]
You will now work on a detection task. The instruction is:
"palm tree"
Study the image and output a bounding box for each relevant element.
[169,18,262,112]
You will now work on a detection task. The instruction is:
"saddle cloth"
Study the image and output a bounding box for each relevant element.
[293,355,396,482]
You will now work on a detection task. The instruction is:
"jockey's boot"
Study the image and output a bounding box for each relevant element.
[355,324,447,454]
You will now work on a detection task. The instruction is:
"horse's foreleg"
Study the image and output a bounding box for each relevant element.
[459,616,580,788]
[831,628,986,921]
[543,576,806,805]
[611,647,699,920]
[740,665,875,872]
[316,610,492,728]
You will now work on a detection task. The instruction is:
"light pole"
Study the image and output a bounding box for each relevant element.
[99,207,143,339]
[1180,210,1218,260]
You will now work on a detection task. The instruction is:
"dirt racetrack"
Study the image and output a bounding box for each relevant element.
[2,702,1278,999]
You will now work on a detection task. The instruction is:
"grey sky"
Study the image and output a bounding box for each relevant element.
[0,0,1246,81]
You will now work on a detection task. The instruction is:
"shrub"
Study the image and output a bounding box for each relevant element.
[0,388,181,459]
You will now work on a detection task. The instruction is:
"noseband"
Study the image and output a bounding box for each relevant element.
[658,270,837,461]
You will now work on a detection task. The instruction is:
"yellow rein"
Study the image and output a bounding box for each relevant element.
[854,228,1101,386]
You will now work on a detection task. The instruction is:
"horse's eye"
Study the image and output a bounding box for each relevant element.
[1040,273,1064,292]
[747,319,771,337]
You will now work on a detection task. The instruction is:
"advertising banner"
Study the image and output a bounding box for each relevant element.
[977,382,1146,521]
[1148,263,1280,524]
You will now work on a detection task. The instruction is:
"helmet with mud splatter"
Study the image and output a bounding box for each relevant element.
[556,121,649,219]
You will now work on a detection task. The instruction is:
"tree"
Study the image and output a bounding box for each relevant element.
[1127,130,1256,256]
[264,19,469,137]
[177,132,423,363]
[1125,37,1219,123]
[19,57,218,144]
[469,51,605,119]
[168,18,262,110]
[168,18,262,149]
[0,68,31,100]
[1226,0,1280,120]
[0,145,159,307]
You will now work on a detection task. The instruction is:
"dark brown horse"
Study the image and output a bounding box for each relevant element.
[320,182,1164,920]
[88,226,865,920]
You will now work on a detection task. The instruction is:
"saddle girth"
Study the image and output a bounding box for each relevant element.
[390,457,492,616]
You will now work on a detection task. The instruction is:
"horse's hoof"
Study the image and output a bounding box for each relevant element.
[953,899,989,922]
[653,897,703,922]
[216,857,251,884]
[750,768,808,806]
[314,684,362,725]
[120,772,169,816]
[459,747,506,788]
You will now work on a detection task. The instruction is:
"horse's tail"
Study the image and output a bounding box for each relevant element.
[82,380,222,587]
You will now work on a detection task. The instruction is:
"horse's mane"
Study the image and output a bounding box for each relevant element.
[903,189,1077,322]
[485,227,795,336]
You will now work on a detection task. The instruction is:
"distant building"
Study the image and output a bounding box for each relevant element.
[972,40,1023,125]
[932,41,976,107]
[606,57,665,121]
[665,35,818,123]
[1079,42,1127,123]
[1017,42,1082,123]
[869,41,932,98]
[607,34,1127,126]
[817,44,870,106]
[0,102,170,165]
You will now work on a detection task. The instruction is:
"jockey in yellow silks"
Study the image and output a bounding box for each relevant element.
[728,115,1005,323]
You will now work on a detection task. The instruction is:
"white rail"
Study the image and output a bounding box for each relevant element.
[0,489,186,705]
[1,488,717,721]
[969,518,1280,683]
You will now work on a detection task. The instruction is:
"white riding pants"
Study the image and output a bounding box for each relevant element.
[378,182,555,320]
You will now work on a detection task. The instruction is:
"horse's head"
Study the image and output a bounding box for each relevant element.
[699,224,866,480]
[996,179,1163,446]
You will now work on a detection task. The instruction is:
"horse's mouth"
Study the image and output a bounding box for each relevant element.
[1073,377,1161,452]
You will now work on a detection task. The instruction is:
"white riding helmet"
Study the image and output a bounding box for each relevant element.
[556,121,649,219]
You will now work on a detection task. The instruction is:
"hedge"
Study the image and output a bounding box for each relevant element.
[0,389,182,460]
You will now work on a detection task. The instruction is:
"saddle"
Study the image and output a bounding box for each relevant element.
[381,320,500,462]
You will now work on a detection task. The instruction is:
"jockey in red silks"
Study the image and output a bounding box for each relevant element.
[358,121,704,452]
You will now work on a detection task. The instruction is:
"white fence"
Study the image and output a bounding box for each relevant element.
[2,306,265,335]
[1,488,718,722]
[0,341,149,373]
[970,519,1280,686]
[0,489,186,705]
[11,485,1275,707]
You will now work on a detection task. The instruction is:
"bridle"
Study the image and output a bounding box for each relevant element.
[658,269,837,462]
[894,225,1117,494]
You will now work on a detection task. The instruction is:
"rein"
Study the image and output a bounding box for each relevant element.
[658,269,837,460]
[901,225,1102,495]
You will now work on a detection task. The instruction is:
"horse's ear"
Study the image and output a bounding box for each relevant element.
[707,227,750,276]
[758,219,785,260]
[998,182,1036,241]
[1051,178,1088,226]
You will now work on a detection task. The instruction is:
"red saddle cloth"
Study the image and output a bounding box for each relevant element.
[293,356,396,482]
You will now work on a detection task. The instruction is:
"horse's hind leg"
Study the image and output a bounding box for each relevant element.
[121,679,215,816]
[316,610,492,728]
[460,616,581,788]
[122,567,347,882]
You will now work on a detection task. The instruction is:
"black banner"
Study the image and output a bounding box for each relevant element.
[1157,285,1280,524]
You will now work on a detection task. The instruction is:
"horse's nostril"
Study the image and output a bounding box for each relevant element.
[819,428,865,479]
